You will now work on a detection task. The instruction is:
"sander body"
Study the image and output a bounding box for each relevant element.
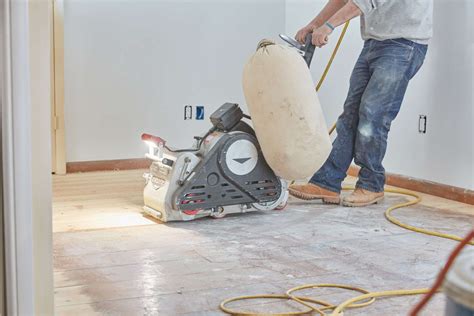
[141,34,316,222]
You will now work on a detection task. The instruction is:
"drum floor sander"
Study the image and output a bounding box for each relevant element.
[141,34,315,222]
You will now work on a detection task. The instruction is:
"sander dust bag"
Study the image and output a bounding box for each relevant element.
[242,40,332,180]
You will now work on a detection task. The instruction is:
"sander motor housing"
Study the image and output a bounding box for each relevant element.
[142,103,288,222]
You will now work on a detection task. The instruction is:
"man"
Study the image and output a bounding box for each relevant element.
[289,0,433,206]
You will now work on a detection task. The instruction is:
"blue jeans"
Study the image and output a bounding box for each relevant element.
[311,39,428,193]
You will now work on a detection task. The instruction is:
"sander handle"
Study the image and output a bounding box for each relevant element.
[279,33,315,67]
[303,33,316,67]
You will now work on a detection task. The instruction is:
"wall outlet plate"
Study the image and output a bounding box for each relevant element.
[419,115,427,134]
[184,105,192,120]
[196,106,205,120]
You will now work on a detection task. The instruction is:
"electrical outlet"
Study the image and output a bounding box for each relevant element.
[196,106,205,120]
[418,115,427,134]
[184,105,192,120]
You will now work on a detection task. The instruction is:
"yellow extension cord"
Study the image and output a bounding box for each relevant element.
[220,21,474,316]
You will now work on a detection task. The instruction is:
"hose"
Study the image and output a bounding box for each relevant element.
[165,127,217,153]
[383,188,474,246]
[315,20,350,93]
[220,20,474,315]
[316,21,349,134]
[330,288,431,316]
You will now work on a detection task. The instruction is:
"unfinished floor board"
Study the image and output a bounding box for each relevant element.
[53,169,155,232]
[53,170,473,315]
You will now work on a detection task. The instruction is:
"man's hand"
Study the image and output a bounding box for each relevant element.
[295,24,315,44]
[312,25,333,48]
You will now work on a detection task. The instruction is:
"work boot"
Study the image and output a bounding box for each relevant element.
[342,188,384,207]
[289,183,341,204]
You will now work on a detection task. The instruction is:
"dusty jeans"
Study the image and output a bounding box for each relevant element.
[311,39,428,193]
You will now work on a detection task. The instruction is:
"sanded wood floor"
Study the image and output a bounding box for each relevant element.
[53,170,473,315]
[53,170,155,233]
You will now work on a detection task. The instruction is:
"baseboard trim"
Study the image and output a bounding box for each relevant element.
[348,165,474,205]
[65,159,473,205]
[66,158,151,173]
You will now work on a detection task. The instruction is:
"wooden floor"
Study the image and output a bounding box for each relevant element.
[53,170,155,233]
[53,170,474,315]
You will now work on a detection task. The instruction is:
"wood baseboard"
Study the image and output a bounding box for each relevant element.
[66,158,151,173]
[65,159,473,205]
[348,165,474,205]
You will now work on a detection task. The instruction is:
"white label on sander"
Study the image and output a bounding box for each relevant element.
[225,140,258,176]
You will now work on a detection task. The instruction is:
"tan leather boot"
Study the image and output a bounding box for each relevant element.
[342,188,384,207]
[289,183,341,204]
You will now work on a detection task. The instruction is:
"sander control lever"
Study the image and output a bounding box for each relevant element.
[279,33,315,67]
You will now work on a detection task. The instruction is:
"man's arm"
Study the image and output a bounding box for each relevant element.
[307,0,348,29]
[312,0,362,47]
[327,0,361,29]
[296,0,347,43]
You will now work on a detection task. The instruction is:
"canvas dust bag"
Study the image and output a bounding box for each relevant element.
[242,40,332,180]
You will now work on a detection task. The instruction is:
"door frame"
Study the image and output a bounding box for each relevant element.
[2,1,35,314]
[51,0,66,174]
[1,0,55,314]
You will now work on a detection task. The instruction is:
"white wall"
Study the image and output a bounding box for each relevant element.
[384,0,473,190]
[64,0,285,162]
[285,0,474,190]
[65,0,473,189]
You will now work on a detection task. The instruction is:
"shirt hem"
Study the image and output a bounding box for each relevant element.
[362,35,431,45]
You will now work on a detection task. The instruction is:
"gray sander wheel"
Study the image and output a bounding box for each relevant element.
[225,139,258,176]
